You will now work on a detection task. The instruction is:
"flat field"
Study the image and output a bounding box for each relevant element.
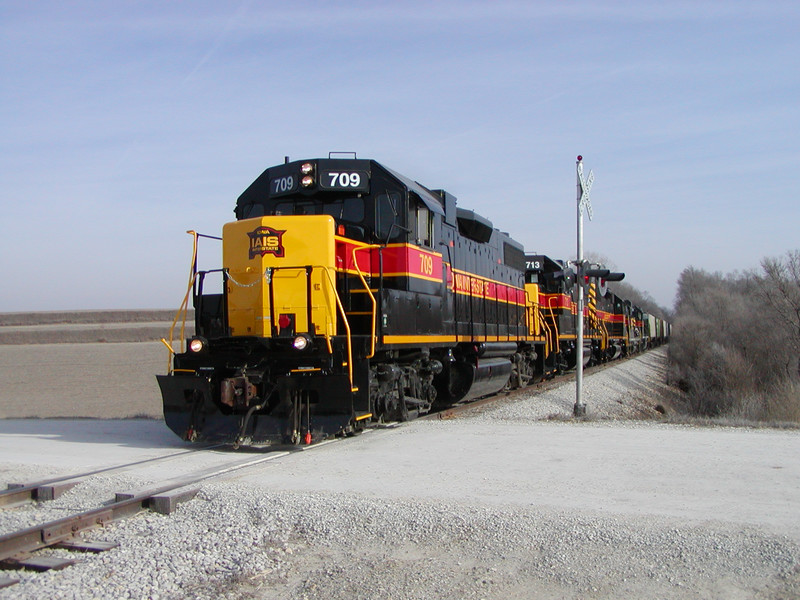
[0,311,191,419]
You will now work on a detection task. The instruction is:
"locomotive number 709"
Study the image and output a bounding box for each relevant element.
[327,172,361,188]
[419,253,434,276]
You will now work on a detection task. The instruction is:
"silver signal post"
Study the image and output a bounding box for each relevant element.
[575,155,593,417]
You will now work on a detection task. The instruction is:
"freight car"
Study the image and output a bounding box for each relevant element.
[157,155,668,445]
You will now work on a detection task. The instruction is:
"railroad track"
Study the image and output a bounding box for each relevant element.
[0,445,224,508]
[0,441,335,589]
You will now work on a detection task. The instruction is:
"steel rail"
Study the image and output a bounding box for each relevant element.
[0,448,301,563]
[0,444,224,508]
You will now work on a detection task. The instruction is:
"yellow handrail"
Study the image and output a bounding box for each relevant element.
[539,309,555,358]
[319,266,357,391]
[546,296,562,345]
[351,244,381,359]
[162,230,199,374]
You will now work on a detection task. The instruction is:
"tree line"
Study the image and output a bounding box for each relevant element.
[668,250,800,422]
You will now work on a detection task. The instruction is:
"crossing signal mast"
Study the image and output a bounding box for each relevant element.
[574,156,624,416]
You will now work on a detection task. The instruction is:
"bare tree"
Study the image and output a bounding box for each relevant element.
[757,250,800,374]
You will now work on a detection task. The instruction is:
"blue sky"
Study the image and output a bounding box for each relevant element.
[2,1,798,311]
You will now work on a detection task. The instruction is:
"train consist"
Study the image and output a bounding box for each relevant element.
[157,155,669,445]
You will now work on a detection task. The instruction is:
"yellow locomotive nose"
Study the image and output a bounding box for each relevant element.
[223,215,338,339]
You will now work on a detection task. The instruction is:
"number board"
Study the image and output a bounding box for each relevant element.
[319,170,370,192]
[269,175,299,197]
[525,260,542,271]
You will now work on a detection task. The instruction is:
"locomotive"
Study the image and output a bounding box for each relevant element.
[157,155,668,445]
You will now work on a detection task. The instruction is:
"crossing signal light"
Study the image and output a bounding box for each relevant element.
[583,268,625,282]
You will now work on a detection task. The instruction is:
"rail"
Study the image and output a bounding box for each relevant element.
[160,230,200,373]
[224,263,357,390]
[161,230,222,374]
[539,309,556,358]
[159,248,361,392]
[598,316,609,351]
[0,446,222,508]
[586,305,608,352]
[318,266,357,391]
[351,245,380,359]
[546,296,562,347]
[0,451,295,569]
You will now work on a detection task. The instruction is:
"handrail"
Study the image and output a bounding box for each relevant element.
[525,289,540,338]
[265,264,355,389]
[351,244,381,359]
[161,233,359,390]
[525,286,553,358]
[191,261,355,390]
[539,310,555,358]
[162,230,199,374]
[319,266,356,391]
[590,304,609,351]
[543,295,565,365]
[546,296,562,343]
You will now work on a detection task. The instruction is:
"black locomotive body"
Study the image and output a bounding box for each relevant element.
[157,156,668,445]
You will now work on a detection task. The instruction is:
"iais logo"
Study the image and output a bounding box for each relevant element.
[248,226,286,259]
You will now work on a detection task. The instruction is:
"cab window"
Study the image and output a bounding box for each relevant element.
[414,198,433,247]
[242,203,265,218]
[376,191,403,242]
[272,197,365,223]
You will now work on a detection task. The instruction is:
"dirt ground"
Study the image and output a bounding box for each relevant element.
[0,311,194,419]
[0,342,167,419]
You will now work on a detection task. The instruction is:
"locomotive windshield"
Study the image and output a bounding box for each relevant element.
[241,195,365,224]
[274,196,365,222]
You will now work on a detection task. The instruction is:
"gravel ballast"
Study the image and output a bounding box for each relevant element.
[0,348,799,599]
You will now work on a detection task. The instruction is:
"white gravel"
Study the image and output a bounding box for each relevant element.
[1,348,799,599]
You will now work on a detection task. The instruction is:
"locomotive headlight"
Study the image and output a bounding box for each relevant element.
[188,337,206,353]
[300,162,314,175]
[292,334,312,351]
[301,175,314,187]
